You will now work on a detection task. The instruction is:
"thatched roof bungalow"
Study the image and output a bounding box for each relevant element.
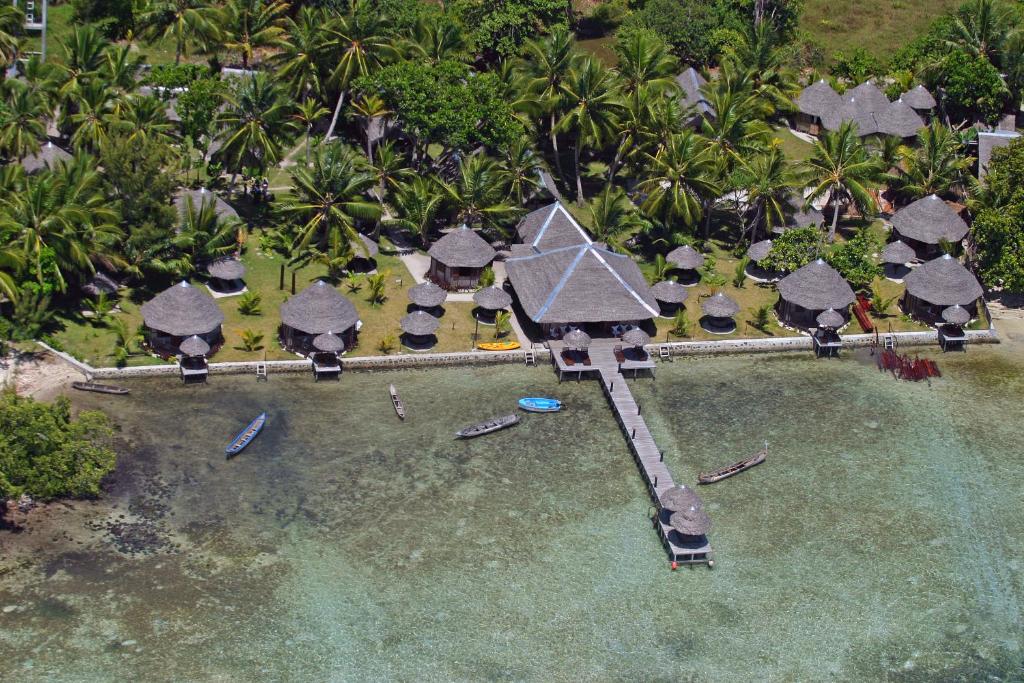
[676,67,713,125]
[890,195,969,257]
[21,141,71,174]
[794,80,841,134]
[280,280,360,354]
[174,188,239,222]
[141,281,224,355]
[902,254,983,324]
[776,259,856,330]
[505,243,659,334]
[427,225,496,290]
[900,85,936,112]
[876,100,926,139]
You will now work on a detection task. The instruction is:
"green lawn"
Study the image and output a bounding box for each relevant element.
[51,240,493,368]
[773,126,815,162]
[800,0,961,61]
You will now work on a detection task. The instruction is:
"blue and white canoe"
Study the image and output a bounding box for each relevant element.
[225,412,266,457]
[518,397,562,413]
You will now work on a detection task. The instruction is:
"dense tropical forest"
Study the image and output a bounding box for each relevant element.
[0,0,1021,359]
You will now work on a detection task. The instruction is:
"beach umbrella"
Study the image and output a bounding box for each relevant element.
[881,240,916,265]
[205,257,246,281]
[473,286,512,310]
[942,305,971,325]
[666,245,705,270]
[356,233,379,259]
[815,308,845,329]
[746,239,773,263]
[179,335,210,357]
[622,328,650,347]
[401,310,440,336]
[660,485,704,512]
[650,280,689,304]
[670,505,712,536]
[701,292,740,318]
[563,328,591,350]
[313,332,345,353]
[408,281,447,309]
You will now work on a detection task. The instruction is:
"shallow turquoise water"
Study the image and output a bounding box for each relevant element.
[0,347,1022,681]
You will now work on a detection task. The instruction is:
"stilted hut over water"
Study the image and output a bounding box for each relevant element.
[280,280,360,354]
[140,281,224,357]
[776,259,856,330]
[902,254,983,325]
[427,225,496,290]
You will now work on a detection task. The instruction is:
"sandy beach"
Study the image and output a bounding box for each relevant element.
[1,349,86,402]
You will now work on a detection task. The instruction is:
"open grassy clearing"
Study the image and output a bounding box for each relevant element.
[800,0,961,61]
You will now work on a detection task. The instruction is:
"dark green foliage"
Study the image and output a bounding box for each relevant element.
[937,51,1009,124]
[100,134,179,239]
[621,0,719,65]
[0,394,117,503]
[980,138,1024,208]
[889,14,956,72]
[358,60,523,153]
[146,63,209,91]
[831,48,883,83]
[825,228,881,291]
[176,77,224,148]
[71,0,135,39]
[761,226,820,273]
[4,287,55,341]
[751,303,771,331]
[451,0,568,58]
[973,139,1024,290]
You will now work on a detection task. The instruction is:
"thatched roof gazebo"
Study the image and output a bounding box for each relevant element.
[427,226,496,290]
[205,257,246,294]
[408,281,447,310]
[563,328,592,350]
[21,141,71,174]
[651,280,688,316]
[676,66,714,123]
[280,280,360,354]
[660,485,704,512]
[670,505,712,537]
[747,240,773,262]
[902,254,983,324]
[141,281,224,354]
[622,328,650,347]
[901,85,936,112]
[876,100,925,139]
[882,240,917,281]
[313,332,346,353]
[816,308,845,329]
[347,234,380,273]
[890,195,969,257]
[666,245,705,271]
[179,335,211,357]
[81,272,119,299]
[942,305,971,325]
[174,188,239,222]
[776,259,856,330]
[472,286,512,324]
[745,239,781,282]
[700,292,740,334]
[400,310,440,349]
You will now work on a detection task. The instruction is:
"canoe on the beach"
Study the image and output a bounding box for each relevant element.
[477,341,520,351]
[71,381,130,395]
[518,397,562,413]
[456,414,520,439]
[698,445,767,484]
[225,412,266,457]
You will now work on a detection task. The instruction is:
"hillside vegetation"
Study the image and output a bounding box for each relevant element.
[801,0,963,59]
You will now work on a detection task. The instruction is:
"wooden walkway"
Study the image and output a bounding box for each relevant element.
[550,340,712,565]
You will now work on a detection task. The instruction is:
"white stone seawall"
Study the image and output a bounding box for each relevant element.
[37,327,999,379]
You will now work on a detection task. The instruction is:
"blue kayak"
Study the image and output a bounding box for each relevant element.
[518,397,562,413]
[225,412,266,457]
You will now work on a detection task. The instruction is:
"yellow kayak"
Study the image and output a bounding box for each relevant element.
[478,341,520,351]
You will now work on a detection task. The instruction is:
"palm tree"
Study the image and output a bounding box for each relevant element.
[0,4,23,71]
[554,56,625,204]
[887,122,974,201]
[119,96,176,145]
[386,176,443,248]
[699,65,773,168]
[522,27,578,181]
[290,99,328,165]
[57,26,110,98]
[589,185,645,245]
[637,131,720,238]
[350,94,391,160]
[100,45,146,95]
[614,29,677,96]
[67,82,123,153]
[608,86,655,184]
[803,121,883,242]
[368,140,413,202]
[168,196,240,277]
[945,0,1018,64]
[273,6,330,103]
[722,22,799,115]
[323,3,395,142]
[403,17,468,64]
[732,145,801,243]
[283,143,382,264]
[18,56,61,124]
[215,73,294,180]
[497,139,541,206]
[439,155,519,230]
[136,0,216,64]
[0,83,48,160]
[214,0,288,69]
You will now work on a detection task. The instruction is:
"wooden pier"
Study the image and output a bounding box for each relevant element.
[550,340,712,566]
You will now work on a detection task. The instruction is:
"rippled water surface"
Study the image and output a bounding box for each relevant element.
[1,346,1022,681]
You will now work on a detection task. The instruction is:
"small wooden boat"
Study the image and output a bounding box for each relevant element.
[389,384,406,420]
[456,414,520,439]
[225,412,266,457]
[71,381,130,395]
[518,397,562,413]
[698,443,767,484]
[477,341,520,351]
